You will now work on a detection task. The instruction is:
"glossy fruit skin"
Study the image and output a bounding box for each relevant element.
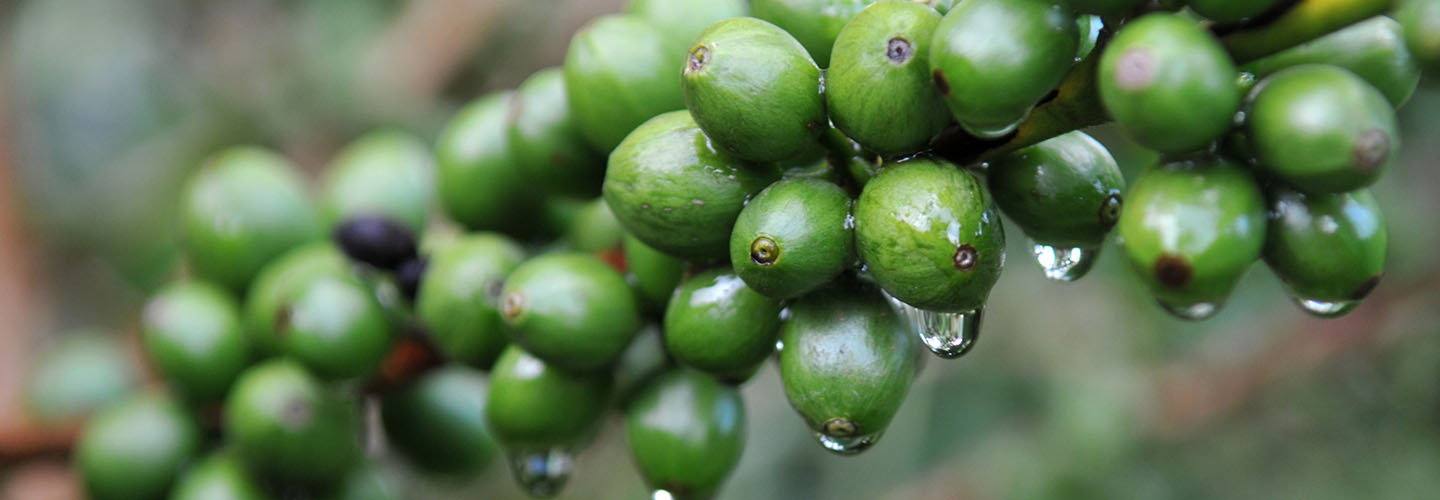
[614,324,674,406]
[1243,17,1419,108]
[333,216,419,271]
[826,1,949,156]
[416,233,526,368]
[501,253,640,372]
[1264,188,1387,304]
[1247,65,1399,195]
[1098,14,1241,154]
[77,392,200,500]
[25,330,137,423]
[509,68,606,198]
[664,269,783,383]
[987,130,1125,247]
[626,0,748,61]
[1397,0,1440,74]
[244,243,348,356]
[435,92,530,231]
[682,17,826,162]
[778,281,918,453]
[568,198,624,253]
[280,274,393,380]
[381,365,498,475]
[225,359,362,487]
[603,111,779,260]
[485,345,613,450]
[1187,0,1284,23]
[854,159,1005,312]
[170,451,268,500]
[929,0,1077,138]
[328,461,398,500]
[563,15,685,153]
[730,178,855,300]
[1118,157,1266,309]
[625,370,746,499]
[751,0,874,67]
[141,280,249,401]
[320,130,435,233]
[623,234,685,315]
[181,147,322,292]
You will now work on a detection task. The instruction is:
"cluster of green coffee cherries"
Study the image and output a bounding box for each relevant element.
[73,0,1440,498]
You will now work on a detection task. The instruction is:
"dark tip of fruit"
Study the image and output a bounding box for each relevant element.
[1352,129,1390,172]
[686,45,709,74]
[1153,254,1192,289]
[750,237,780,266]
[1115,48,1155,91]
[397,257,427,302]
[886,37,913,64]
[501,292,524,322]
[932,69,950,96]
[334,216,419,271]
[805,121,822,131]
[280,398,312,430]
[823,417,856,437]
[1099,193,1123,229]
[1351,275,1381,300]
[274,306,291,335]
[953,244,978,271]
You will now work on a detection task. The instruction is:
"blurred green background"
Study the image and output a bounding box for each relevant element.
[2,0,1439,499]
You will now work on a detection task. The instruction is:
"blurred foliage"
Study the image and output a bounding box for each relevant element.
[4,0,1440,499]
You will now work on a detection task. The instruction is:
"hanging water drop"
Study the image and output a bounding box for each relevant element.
[506,448,574,498]
[1291,295,1358,318]
[1031,241,1099,282]
[882,291,982,359]
[813,430,882,455]
[1157,300,1220,321]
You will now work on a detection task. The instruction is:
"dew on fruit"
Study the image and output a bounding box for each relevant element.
[813,430,881,455]
[1031,241,1098,282]
[883,291,982,359]
[1157,300,1220,321]
[507,448,573,498]
[1291,295,1358,318]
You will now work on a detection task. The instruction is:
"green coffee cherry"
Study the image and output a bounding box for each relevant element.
[567,198,624,253]
[1243,17,1420,108]
[1187,0,1285,23]
[1118,157,1266,319]
[381,365,498,475]
[1076,14,1102,61]
[170,451,267,500]
[623,234,685,315]
[988,131,1124,281]
[614,324,674,406]
[435,92,530,231]
[929,0,1078,138]
[751,0,874,67]
[664,269,784,383]
[1066,0,1143,16]
[779,280,918,455]
[854,159,1005,312]
[1264,188,1386,317]
[320,130,435,233]
[416,233,526,369]
[486,345,612,495]
[626,370,746,499]
[603,111,779,260]
[141,280,249,401]
[329,460,399,500]
[501,253,640,372]
[509,68,606,198]
[280,274,393,380]
[77,392,200,500]
[25,330,138,423]
[563,15,685,153]
[1247,64,1398,195]
[1397,0,1440,74]
[730,178,856,300]
[683,17,826,163]
[1098,14,1241,154]
[244,243,348,356]
[626,0,748,61]
[181,147,321,291]
[225,359,362,487]
[826,1,949,156]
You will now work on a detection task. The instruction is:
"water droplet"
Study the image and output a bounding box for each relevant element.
[774,339,784,353]
[1030,241,1098,282]
[1291,295,1358,318]
[843,212,856,230]
[506,448,573,498]
[882,291,981,359]
[813,430,882,455]
[652,490,676,500]
[1157,300,1220,321]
